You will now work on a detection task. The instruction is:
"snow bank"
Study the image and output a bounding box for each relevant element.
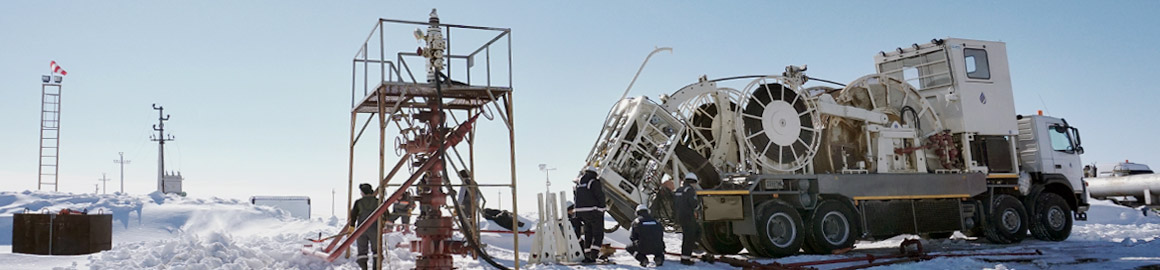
[0,190,144,245]
[1,190,1158,270]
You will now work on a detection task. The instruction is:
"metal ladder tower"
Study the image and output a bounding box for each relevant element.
[38,76,63,191]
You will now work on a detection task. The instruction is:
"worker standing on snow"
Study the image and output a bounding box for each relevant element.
[627,204,665,267]
[349,183,380,270]
[673,173,701,265]
[573,166,606,263]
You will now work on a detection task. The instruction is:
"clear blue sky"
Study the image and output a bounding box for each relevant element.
[2,1,1158,219]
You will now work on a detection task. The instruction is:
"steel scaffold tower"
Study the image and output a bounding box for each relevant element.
[304,9,519,270]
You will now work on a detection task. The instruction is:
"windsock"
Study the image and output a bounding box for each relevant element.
[50,61,67,76]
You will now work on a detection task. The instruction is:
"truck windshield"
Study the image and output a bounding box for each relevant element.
[1049,126,1074,152]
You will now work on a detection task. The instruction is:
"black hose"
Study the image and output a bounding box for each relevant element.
[437,71,511,270]
[804,76,847,87]
[901,105,920,130]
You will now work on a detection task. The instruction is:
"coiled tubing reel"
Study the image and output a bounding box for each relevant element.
[735,76,822,173]
[814,74,949,173]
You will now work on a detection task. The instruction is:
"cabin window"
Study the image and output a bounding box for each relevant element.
[964,48,990,79]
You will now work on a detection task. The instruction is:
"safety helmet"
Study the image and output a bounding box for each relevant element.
[684,172,699,182]
[584,166,598,173]
[635,204,649,213]
[566,201,575,209]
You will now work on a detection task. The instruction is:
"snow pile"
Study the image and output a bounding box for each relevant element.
[2,189,1158,270]
[0,190,362,270]
[0,190,145,245]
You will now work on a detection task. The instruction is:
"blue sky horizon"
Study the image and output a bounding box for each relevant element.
[3,1,1158,219]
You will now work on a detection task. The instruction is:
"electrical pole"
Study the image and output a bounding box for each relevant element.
[331,188,336,217]
[98,173,110,194]
[114,152,130,194]
[150,104,174,194]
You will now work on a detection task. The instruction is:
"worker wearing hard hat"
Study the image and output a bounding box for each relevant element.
[573,166,607,263]
[348,183,380,270]
[627,204,665,267]
[673,173,701,265]
[566,201,583,247]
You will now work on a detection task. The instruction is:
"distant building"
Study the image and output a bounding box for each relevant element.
[251,196,311,219]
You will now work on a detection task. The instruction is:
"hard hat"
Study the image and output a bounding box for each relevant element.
[584,166,598,173]
[566,201,575,208]
[684,172,699,182]
[636,204,649,213]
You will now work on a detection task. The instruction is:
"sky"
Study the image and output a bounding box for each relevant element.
[2,1,1159,220]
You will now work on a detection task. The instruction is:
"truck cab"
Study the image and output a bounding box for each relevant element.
[1017,114,1089,218]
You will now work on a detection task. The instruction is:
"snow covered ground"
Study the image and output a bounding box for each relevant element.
[1,190,1158,269]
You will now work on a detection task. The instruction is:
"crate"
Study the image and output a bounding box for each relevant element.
[12,213,112,255]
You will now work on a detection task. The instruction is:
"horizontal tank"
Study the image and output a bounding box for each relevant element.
[1088,174,1160,205]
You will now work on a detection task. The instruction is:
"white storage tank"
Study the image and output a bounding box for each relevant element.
[251,196,311,219]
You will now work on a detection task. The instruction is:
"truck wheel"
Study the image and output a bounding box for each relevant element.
[745,201,804,257]
[803,200,860,254]
[699,221,743,255]
[1029,192,1072,241]
[983,194,1028,244]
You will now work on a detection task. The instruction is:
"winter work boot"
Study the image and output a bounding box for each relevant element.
[581,250,597,263]
[680,259,694,265]
[655,256,664,266]
[357,258,368,270]
[639,259,648,267]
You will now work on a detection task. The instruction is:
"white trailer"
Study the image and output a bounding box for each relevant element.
[584,38,1088,257]
[251,196,311,219]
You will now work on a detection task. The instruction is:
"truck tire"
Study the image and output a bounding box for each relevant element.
[983,194,1028,244]
[745,201,804,257]
[1028,192,1072,241]
[699,221,744,255]
[803,200,860,254]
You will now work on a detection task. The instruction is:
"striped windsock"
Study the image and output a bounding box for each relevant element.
[50,61,67,76]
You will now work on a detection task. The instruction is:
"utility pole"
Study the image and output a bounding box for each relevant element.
[331,188,336,217]
[98,173,110,194]
[150,104,174,194]
[114,152,130,194]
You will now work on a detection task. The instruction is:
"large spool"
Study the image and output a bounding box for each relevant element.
[814,74,946,173]
[736,77,820,172]
[665,81,743,172]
